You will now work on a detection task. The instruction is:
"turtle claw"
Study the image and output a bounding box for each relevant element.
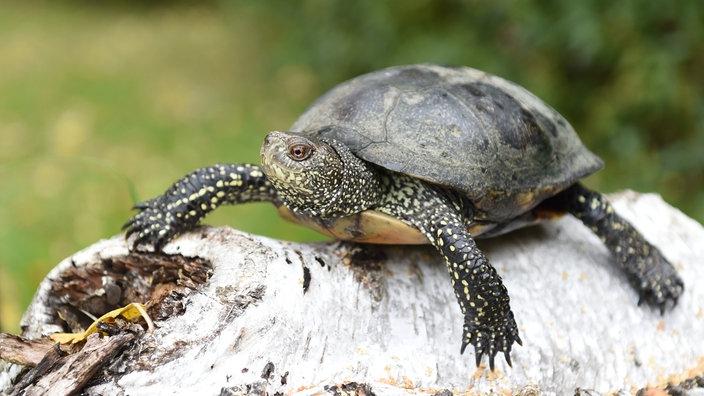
[563,184,684,315]
[461,313,521,371]
[122,197,181,252]
[628,250,684,314]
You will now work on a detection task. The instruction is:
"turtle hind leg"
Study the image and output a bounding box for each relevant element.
[555,183,684,312]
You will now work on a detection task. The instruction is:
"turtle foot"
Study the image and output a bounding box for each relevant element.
[123,197,182,251]
[460,311,522,371]
[629,249,684,313]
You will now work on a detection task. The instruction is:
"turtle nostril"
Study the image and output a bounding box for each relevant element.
[264,131,285,147]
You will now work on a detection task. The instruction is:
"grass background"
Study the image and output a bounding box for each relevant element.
[1,1,702,332]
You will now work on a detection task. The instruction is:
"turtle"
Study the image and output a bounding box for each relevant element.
[124,64,684,370]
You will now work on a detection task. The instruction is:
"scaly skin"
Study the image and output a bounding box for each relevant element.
[123,163,277,250]
[556,183,684,311]
[376,174,521,369]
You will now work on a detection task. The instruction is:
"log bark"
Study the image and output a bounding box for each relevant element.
[1,192,703,395]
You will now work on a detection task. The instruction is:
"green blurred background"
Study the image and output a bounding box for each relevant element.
[1,1,702,332]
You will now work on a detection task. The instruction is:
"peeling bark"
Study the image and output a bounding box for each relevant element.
[16,333,136,396]
[0,335,53,368]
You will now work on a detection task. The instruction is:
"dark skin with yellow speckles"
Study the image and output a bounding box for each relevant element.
[547,184,683,310]
[125,132,683,371]
[375,171,521,369]
[124,163,276,249]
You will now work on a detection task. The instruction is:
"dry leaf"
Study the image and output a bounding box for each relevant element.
[50,303,154,344]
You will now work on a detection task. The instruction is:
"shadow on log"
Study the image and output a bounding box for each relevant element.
[1,192,703,395]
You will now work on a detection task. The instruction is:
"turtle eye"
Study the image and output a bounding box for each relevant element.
[288,143,314,161]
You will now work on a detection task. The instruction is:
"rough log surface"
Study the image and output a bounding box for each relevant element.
[1,192,703,395]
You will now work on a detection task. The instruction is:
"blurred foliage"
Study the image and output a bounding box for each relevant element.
[0,0,702,332]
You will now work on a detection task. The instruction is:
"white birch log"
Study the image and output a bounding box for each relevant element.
[2,192,703,395]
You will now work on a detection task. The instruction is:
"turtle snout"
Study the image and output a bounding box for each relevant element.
[262,131,277,149]
[263,131,290,148]
[261,132,281,161]
[260,131,290,173]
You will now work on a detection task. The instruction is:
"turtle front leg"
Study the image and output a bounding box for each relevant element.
[377,176,521,370]
[430,211,522,370]
[558,183,684,311]
[123,163,278,251]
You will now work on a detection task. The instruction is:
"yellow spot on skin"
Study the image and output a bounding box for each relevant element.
[590,198,599,210]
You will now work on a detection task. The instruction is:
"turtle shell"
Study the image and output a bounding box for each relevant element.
[290,64,603,223]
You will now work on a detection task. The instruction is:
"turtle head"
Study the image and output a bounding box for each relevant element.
[260,131,381,218]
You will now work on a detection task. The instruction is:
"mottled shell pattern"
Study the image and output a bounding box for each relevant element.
[290,64,603,223]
